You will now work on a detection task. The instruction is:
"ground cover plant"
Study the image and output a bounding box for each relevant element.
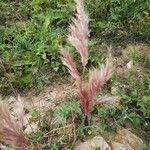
[0,0,150,93]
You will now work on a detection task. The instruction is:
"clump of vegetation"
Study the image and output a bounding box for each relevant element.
[60,0,117,122]
[118,70,150,129]
[86,0,150,42]
[0,0,73,93]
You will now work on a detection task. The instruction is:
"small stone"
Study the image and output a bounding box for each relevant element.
[44,94,51,101]
[127,60,133,69]
[24,122,39,134]
[74,136,111,150]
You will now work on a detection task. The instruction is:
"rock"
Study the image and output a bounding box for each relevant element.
[24,122,39,134]
[74,136,111,150]
[127,60,133,69]
[114,129,143,150]
[111,141,133,150]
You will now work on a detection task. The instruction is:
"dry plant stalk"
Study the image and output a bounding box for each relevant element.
[0,97,29,150]
[60,0,114,116]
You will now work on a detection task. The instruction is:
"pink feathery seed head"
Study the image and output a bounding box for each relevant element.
[101,58,113,82]
[0,102,28,149]
[59,0,114,117]
[67,0,89,67]
[88,59,113,99]
[89,68,102,98]
[60,46,80,80]
[67,34,88,67]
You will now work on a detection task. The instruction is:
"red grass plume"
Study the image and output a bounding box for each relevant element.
[0,98,29,150]
[60,0,114,115]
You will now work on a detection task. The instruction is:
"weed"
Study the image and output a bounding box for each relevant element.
[54,99,81,126]
[0,0,73,93]
[86,0,150,41]
[30,108,40,121]
[128,46,150,69]
[60,0,114,120]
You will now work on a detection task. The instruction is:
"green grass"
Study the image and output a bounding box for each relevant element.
[0,0,72,93]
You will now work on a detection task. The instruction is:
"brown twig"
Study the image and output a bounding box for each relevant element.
[43,124,73,137]
[70,112,77,149]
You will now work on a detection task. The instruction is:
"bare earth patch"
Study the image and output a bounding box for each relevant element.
[24,81,77,111]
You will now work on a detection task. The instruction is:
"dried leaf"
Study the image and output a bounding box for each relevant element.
[96,96,120,105]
